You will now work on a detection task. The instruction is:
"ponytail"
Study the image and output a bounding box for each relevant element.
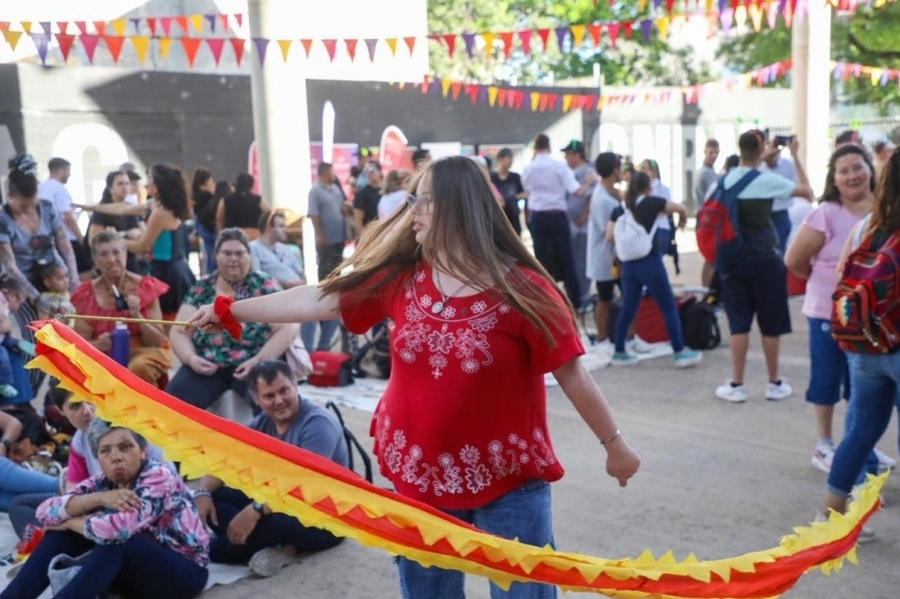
[626,171,651,211]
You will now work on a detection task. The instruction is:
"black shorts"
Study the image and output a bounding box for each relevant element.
[720,253,791,336]
[594,280,619,302]
[71,239,93,274]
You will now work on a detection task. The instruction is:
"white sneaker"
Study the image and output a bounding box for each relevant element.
[872,448,896,472]
[715,381,746,403]
[765,379,792,401]
[627,335,653,354]
[811,444,835,474]
[249,545,297,578]
[594,339,614,354]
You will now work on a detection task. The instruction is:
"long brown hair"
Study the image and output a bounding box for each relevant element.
[320,156,575,343]
[872,148,900,233]
[820,144,875,204]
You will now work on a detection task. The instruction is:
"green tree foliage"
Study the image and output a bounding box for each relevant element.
[427,0,711,86]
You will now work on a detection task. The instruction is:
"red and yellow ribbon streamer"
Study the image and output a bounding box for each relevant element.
[28,320,885,598]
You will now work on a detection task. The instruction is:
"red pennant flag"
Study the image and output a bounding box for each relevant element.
[300,39,313,57]
[442,34,456,56]
[587,24,601,46]
[420,74,430,93]
[498,32,514,58]
[229,38,244,65]
[538,94,549,112]
[607,23,619,48]
[55,33,75,61]
[80,34,100,63]
[74,21,88,35]
[206,38,225,65]
[146,18,156,36]
[344,39,358,61]
[535,28,550,51]
[517,30,532,55]
[450,82,462,100]
[180,37,201,66]
[55,22,68,34]
[322,39,338,62]
[102,35,125,63]
[666,0,676,11]
[234,13,244,27]
[464,83,479,104]
[403,36,416,55]
[92,21,105,35]
[160,17,172,37]
[175,16,189,35]
[622,21,632,39]
[514,91,525,110]
[219,14,229,31]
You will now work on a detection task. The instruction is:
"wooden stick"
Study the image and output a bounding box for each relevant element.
[59,314,193,328]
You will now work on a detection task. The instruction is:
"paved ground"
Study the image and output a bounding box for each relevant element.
[203,244,899,599]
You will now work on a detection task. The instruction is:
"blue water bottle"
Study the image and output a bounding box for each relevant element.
[111,321,130,366]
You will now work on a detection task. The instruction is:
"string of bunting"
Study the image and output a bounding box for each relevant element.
[1,0,894,68]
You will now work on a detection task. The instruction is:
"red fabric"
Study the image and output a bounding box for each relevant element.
[341,262,584,510]
[70,276,169,338]
[633,296,680,343]
[213,295,242,340]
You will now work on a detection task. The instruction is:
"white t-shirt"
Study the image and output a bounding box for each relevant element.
[522,153,580,212]
[586,185,619,282]
[38,178,76,241]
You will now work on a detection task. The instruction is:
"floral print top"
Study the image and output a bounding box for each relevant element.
[183,271,282,368]
[36,459,210,566]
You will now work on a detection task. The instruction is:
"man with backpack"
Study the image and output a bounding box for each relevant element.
[700,131,813,403]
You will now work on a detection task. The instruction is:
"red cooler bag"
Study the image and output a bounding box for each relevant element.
[308,351,353,387]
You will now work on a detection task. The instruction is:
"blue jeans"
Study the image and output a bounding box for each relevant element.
[0,458,58,511]
[209,487,342,563]
[614,253,684,353]
[772,210,791,256]
[395,479,556,599]
[0,530,207,599]
[7,492,54,538]
[826,351,900,496]
[528,211,580,308]
[196,223,217,275]
[301,320,340,352]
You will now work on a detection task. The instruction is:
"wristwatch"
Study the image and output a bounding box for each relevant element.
[251,501,265,516]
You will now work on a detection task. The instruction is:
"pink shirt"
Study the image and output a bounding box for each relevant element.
[801,201,866,319]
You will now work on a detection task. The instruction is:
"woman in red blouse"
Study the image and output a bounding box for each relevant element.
[71,230,170,386]
[189,156,640,599]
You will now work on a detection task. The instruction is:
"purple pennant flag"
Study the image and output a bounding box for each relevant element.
[881,70,889,86]
[832,63,842,80]
[778,0,787,15]
[461,33,476,58]
[554,27,567,52]
[129,18,141,32]
[252,38,269,65]
[39,22,51,34]
[31,32,51,64]
[364,38,378,62]
[718,0,728,12]
[205,14,217,32]
[478,85,487,104]
[719,9,733,34]
[429,77,440,93]
[866,0,873,7]
[640,19,652,43]
[653,0,661,9]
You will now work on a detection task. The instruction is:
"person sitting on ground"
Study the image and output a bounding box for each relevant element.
[0,276,37,404]
[36,261,76,321]
[192,359,347,577]
[0,421,209,599]
[70,231,171,387]
[0,410,59,514]
[167,228,297,413]
[250,210,305,289]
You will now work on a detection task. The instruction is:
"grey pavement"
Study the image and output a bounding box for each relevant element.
[203,247,899,599]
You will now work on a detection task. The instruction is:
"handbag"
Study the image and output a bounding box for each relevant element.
[48,551,94,597]
[285,335,313,380]
[307,350,353,387]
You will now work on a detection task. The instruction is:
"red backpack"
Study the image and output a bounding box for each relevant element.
[695,170,760,272]
[831,226,900,353]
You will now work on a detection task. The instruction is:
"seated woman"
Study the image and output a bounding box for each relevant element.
[0,421,209,599]
[167,228,297,412]
[0,410,59,513]
[70,231,171,386]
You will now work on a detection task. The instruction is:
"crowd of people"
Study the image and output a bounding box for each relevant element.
[0,126,898,597]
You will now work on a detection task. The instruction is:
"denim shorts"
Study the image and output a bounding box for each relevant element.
[805,318,850,406]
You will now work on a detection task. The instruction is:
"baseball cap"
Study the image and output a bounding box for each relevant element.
[561,140,586,154]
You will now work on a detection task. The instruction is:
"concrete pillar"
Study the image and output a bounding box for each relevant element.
[791,3,831,194]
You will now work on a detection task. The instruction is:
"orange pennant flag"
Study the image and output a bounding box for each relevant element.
[92,20,105,34]
[450,81,462,100]
[158,36,172,61]
[102,35,125,63]
[130,35,150,64]
[110,18,126,36]
[2,29,22,51]
[278,39,292,61]
[344,39,357,61]
[498,32,514,58]
[570,25,585,47]
[174,16,189,35]
[300,39,313,57]
[189,14,204,34]
[403,36,416,55]
[481,32,495,58]
[385,37,398,56]
[180,37,202,67]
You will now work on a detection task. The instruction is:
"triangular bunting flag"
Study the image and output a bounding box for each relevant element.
[252,38,269,65]
[322,39,338,62]
[2,29,22,51]
[189,14,204,35]
[364,38,377,62]
[277,39,292,61]
[403,36,416,55]
[344,39,357,61]
[74,21,88,35]
[607,23,619,48]
[488,86,499,107]
[234,14,244,28]
[442,34,456,56]
[441,78,452,98]
[767,1,780,29]
[160,17,172,37]
[39,22,51,34]
[530,92,540,111]
[300,39,314,57]
[158,37,172,61]
[562,94,573,112]
[110,18,126,36]
[656,16,670,41]
[497,88,507,107]
[735,5,748,28]
[102,35,126,63]
[450,82,462,100]
[30,32,50,64]
[461,33,476,57]
[640,19,652,43]
[175,16,189,35]
[229,38,244,65]
[554,27,567,52]
[17,22,31,33]
[146,18,157,36]
[623,21,633,38]
[55,22,68,34]
[55,33,75,61]
[385,37,398,56]
[749,4,764,31]
[180,37,201,67]
[206,38,225,65]
[515,91,525,110]
[91,21,104,34]
[587,24,601,46]
[536,28,550,51]
[571,25,585,47]
[130,35,150,64]
[206,14,217,32]
[539,93,549,112]
[666,0,676,11]
[499,32,514,58]
[80,34,100,63]
[420,74,430,93]
[464,83,479,104]
[481,32,495,58]
[129,18,141,32]
[517,30,531,55]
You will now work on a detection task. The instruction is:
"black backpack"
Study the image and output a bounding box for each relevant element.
[679,296,721,350]
[325,401,373,483]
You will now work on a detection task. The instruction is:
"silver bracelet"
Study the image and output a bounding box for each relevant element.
[599,429,621,445]
[193,489,212,499]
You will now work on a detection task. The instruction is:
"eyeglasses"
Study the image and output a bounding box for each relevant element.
[406,193,433,209]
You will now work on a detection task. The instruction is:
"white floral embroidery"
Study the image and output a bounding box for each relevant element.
[465,464,492,493]
[498,303,510,314]
[470,313,498,333]
[415,270,426,282]
[440,306,456,319]
[419,294,433,308]
[471,300,487,314]
[428,330,455,354]
[460,444,480,465]
[405,303,424,323]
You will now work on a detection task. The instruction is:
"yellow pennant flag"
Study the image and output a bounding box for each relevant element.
[749,5,763,32]
[441,78,452,97]
[875,0,887,6]
[530,92,540,112]
[2,29,22,51]
[735,6,748,29]
[481,32,495,58]
[870,68,884,86]
[19,21,32,33]
[596,96,608,110]
[110,18,126,36]
[562,94,573,112]
[385,37,398,56]
[278,39,292,61]
[157,36,171,61]
[189,14,204,34]
[655,16,669,42]
[130,35,150,64]
[488,86,499,107]
[639,0,648,11]
[570,25,585,47]
[705,0,714,12]
[740,73,753,88]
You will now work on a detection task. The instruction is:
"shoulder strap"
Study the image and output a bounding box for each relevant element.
[721,170,761,199]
